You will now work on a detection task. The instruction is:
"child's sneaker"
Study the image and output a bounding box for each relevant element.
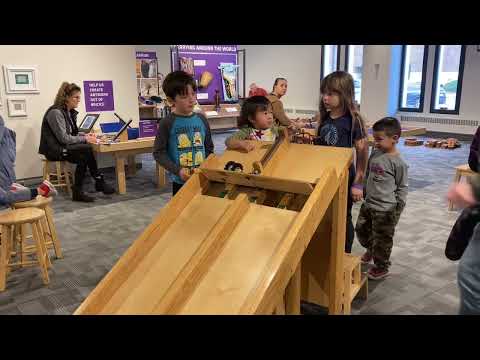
[368,267,389,280]
[39,180,58,197]
[361,251,373,264]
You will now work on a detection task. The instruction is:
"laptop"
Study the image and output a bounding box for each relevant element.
[78,114,100,134]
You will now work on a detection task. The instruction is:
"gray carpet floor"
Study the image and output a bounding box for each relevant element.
[0,132,470,315]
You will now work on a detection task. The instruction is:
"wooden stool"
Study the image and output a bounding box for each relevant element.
[342,253,368,315]
[41,158,73,197]
[12,196,62,259]
[0,208,51,291]
[448,164,476,211]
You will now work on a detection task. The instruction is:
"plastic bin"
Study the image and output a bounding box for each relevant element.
[100,122,139,140]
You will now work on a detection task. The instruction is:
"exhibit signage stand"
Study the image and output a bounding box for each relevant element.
[136,51,162,120]
[75,129,353,315]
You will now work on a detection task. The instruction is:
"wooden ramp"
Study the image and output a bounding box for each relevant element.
[75,133,353,315]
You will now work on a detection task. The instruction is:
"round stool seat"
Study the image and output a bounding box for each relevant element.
[13,196,52,209]
[0,208,45,225]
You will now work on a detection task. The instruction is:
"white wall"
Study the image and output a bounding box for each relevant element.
[0,45,139,179]
[360,46,393,125]
[239,45,321,113]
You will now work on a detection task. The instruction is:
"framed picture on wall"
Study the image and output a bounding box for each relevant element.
[7,97,27,117]
[3,65,40,94]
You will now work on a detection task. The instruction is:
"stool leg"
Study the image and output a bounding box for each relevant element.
[20,224,27,267]
[37,220,52,269]
[44,206,62,259]
[11,225,18,258]
[449,171,462,211]
[55,162,64,193]
[5,225,13,277]
[43,161,50,181]
[0,225,12,291]
[40,216,52,252]
[64,163,72,197]
[31,222,50,284]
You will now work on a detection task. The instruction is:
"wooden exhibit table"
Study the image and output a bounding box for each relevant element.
[91,137,165,195]
[75,130,352,315]
[200,104,240,131]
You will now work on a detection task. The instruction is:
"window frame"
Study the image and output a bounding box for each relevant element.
[344,45,349,72]
[321,45,340,79]
[429,45,466,115]
[398,45,429,113]
[345,45,364,104]
[345,45,364,73]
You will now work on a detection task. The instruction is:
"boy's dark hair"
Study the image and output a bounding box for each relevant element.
[372,117,402,138]
[238,96,272,127]
[162,71,197,99]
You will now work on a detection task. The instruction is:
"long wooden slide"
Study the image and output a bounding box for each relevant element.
[74,130,352,314]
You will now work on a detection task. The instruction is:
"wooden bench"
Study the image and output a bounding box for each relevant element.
[342,253,368,315]
[448,164,476,211]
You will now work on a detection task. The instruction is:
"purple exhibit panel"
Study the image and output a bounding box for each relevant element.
[172,45,238,104]
[139,119,158,138]
[84,81,114,112]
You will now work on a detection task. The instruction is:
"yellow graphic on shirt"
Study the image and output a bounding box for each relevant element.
[178,133,191,148]
[193,132,203,146]
[249,128,276,141]
[179,152,193,167]
[195,151,204,166]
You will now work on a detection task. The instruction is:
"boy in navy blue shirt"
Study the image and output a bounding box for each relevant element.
[153,71,214,196]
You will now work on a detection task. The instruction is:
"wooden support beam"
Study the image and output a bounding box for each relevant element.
[328,170,348,314]
[285,262,301,315]
[201,168,314,195]
[238,167,338,314]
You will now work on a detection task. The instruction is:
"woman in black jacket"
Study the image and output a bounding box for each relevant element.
[39,82,114,202]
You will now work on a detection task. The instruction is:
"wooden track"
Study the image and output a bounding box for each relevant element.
[75,134,353,315]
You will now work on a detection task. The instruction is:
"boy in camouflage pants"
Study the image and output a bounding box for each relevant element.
[355,117,408,280]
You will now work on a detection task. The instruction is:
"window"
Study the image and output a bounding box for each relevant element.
[345,45,364,104]
[430,45,466,114]
[321,45,340,79]
[398,45,429,112]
